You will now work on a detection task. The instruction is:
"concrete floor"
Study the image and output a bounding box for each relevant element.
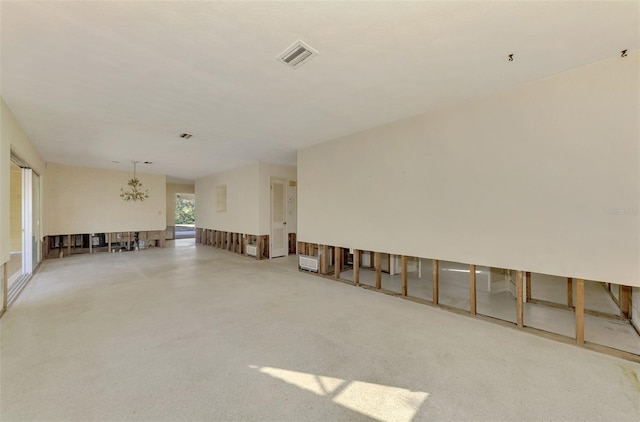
[2,239,639,421]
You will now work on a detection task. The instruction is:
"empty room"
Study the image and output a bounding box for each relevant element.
[1,1,639,421]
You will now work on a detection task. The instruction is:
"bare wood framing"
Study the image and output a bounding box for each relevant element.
[262,234,271,258]
[44,236,49,258]
[620,285,631,319]
[108,233,111,253]
[576,278,585,344]
[567,277,574,308]
[321,245,329,274]
[67,234,71,256]
[470,264,477,315]
[375,252,381,289]
[318,245,325,273]
[89,234,93,254]
[525,271,531,301]
[257,236,263,260]
[401,255,408,296]
[334,247,342,279]
[353,249,360,285]
[516,270,524,328]
[433,259,439,305]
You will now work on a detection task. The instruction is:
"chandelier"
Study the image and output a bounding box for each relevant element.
[120,161,149,202]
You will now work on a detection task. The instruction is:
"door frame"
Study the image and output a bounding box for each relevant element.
[270,177,288,259]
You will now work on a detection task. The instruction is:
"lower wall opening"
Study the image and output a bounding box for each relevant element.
[295,242,640,362]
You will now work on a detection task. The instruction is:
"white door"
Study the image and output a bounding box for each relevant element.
[270,178,288,258]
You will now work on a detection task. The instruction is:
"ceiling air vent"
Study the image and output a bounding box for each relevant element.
[277,41,318,69]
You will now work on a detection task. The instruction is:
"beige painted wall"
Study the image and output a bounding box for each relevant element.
[9,164,22,252]
[46,163,166,234]
[166,183,195,226]
[258,162,297,235]
[298,52,639,286]
[195,162,260,234]
[1,97,46,265]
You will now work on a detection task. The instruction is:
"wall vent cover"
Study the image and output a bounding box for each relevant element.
[277,41,318,69]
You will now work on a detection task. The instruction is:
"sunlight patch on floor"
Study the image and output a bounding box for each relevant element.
[250,365,429,421]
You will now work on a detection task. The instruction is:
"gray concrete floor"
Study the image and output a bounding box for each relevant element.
[1,239,639,421]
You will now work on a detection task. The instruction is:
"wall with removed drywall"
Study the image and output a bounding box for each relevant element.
[46,163,166,234]
[195,162,260,234]
[298,52,639,286]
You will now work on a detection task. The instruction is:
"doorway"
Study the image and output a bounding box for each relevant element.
[7,157,41,305]
[8,162,22,287]
[174,193,195,239]
[270,178,288,258]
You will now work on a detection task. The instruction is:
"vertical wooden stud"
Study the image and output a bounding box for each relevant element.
[620,285,631,318]
[67,234,71,257]
[401,255,408,296]
[525,271,531,301]
[576,278,585,344]
[320,245,328,274]
[334,247,342,279]
[108,233,111,253]
[470,264,477,315]
[432,259,439,305]
[44,235,49,258]
[567,277,574,308]
[353,249,360,285]
[89,234,93,254]
[516,270,524,328]
[375,252,381,289]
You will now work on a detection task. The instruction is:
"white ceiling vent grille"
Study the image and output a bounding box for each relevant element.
[277,41,318,69]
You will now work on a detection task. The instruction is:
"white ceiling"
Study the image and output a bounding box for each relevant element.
[1,1,638,183]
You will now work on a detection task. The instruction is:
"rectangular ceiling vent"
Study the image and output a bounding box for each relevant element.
[277,41,318,69]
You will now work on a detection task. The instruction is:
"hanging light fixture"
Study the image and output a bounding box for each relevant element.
[120,161,149,202]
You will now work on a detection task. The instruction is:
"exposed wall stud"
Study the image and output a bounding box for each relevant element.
[375,252,382,289]
[620,285,631,318]
[576,279,585,344]
[567,277,574,308]
[433,259,439,305]
[334,247,342,279]
[470,264,477,315]
[525,271,532,301]
[517,271,524,328]
[353,249,360,286]
[401,256,408,296]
